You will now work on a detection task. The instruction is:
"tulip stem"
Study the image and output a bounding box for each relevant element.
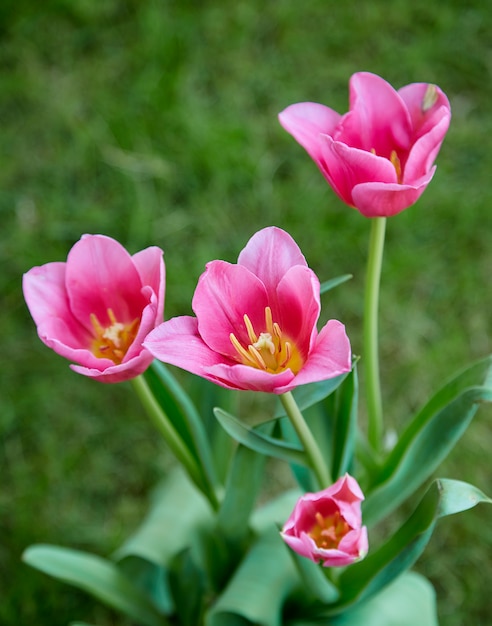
[364,216,386,452]
[131,375,219,510]
[280,391,331,489]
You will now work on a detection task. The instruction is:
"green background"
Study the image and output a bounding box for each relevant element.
[2,1,491,624]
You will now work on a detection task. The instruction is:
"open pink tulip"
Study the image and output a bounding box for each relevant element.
[145,227,351,394]
[23,234,165,383]
[281,474,368,567]
[279,72,451,217]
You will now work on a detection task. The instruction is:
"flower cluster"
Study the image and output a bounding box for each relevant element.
[24,73,478,626]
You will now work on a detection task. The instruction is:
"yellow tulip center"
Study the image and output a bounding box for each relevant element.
[90,308,139,364]
[309,510,350,550]
[229,306,303,374]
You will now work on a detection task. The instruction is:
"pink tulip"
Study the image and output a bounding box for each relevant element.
[23,234,165,383]
[145,227,351,394]
[279,72,451,217]
[281,474,368,567]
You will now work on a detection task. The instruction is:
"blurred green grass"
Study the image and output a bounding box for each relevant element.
[1,0,491,624]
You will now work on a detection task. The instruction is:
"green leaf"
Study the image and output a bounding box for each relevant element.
[22,545,168,626]
[364,356,492,525]
[289,571,437,626]
[114,467,214,566]
[206,527,299,626]
[168,547,207,626]
[330,366,358,479]
[214,408,308,466]
[118,557,172,614]
[286,549,340,605]
[332,572,437,626]
[251,489,301,535]
[319,274,353,294]
[217,441,269,544]
[188,374,237,484]
[145,362,219,494]
[114,468,216,615]
[329,478,492,613]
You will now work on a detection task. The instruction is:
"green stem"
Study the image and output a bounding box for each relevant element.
[280,391,332,489]
[364,216,386,452]
[131,375,219,510]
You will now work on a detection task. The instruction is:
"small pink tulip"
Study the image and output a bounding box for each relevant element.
[281,474,368,567]
[279,72,451,217]
[23,234,165,383]
[145,227,351,394]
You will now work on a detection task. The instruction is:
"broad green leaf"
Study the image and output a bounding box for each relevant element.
[330,366,358,479]
[251,489,301,534]
[188,374,237,484]
[289,571,437,626]
[364,356,492,525]
[167,547,207,626]
[22,545,168,626]
[319,274,353,294]
[114,467,214,566]
[331,572,437,626]
[217,441,269,544]
[206,527,299,626]
[327,478,492,613]
[287,549,340,605]
[214,408,308,466]
[145,362,219,494]
[114,468,215,615]
[118,556,172,614]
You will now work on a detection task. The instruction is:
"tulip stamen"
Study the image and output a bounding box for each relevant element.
[243,314,258,345]
[309,510,350,550]
[248,344,268,370]
[229,306,303,374]
[390,150,403,183]
[230,333,255,365]
[90,308,139,364]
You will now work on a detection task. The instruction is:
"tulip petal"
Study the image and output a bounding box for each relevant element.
[398,82,451,141]
[343,72,412,155]
[66,235,147,330]
[205,361,296,393]
[70,350,154,384]
[144,316,229,376]
[132,246,166,321]
[123,288,160,362]
[320,137,398,206]
[237,226,307,296]
[404,114,450,182]
[192,261,269,358]
[275,265,320,355]
[351,168,435,218]
[23,262,91,348]
[275,320,351,393]
[278,102,341,163]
